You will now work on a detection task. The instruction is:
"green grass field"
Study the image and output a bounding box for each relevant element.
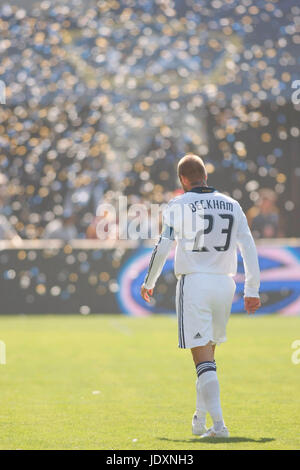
[0,314,299,450]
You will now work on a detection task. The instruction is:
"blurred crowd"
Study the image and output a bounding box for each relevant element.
[0,0,299,241]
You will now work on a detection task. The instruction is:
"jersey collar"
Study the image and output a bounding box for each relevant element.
[188,186,216,194]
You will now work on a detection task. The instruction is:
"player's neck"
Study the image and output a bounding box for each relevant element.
[189,181,208,190]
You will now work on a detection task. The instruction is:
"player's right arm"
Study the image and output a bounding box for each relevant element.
[236,205,261,314]
[141,225,174,302]
[141,204,175,303]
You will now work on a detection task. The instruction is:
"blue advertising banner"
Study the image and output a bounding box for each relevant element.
[117,245,300,316]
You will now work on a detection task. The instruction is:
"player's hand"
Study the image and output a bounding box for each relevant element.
[140,284,153,303]
[244,297,261,315]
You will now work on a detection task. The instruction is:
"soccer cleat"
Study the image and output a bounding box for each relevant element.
[200,425,230,438]
[192,413,207,436]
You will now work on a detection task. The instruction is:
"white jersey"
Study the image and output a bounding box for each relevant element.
[144,186,260,298]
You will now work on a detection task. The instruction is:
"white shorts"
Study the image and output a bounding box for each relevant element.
[176,272,236,349]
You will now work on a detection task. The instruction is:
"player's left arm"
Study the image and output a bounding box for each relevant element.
[141,223,174,303]
[236,206,261,314]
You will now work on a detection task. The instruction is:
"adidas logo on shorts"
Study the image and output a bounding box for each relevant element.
[194,332,202,339]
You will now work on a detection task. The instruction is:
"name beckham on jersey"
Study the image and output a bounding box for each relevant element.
[189,199,234,212]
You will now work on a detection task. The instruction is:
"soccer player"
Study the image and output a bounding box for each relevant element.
[140,154,261,438]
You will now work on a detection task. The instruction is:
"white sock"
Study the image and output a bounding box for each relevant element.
[195,378,206,424]
[197,362,224,431]
[195,359,217,422]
